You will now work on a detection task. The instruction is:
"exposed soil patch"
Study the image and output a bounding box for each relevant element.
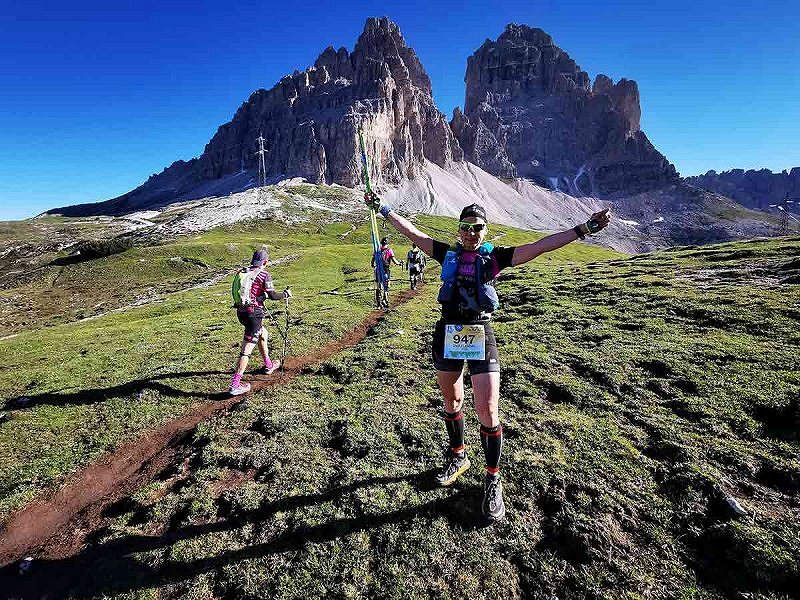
[0,287,420,569]
[208,468,257,498]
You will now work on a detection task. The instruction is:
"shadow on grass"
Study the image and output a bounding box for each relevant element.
[0,470,483,598]
[4,370,230,409]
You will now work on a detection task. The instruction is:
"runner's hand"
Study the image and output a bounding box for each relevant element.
[364,191,381,211]
[587,208,611,233]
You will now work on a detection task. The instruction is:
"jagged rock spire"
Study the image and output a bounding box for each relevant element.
[453,23,676,197]
[195,16,461,188]
[53,17,462,216]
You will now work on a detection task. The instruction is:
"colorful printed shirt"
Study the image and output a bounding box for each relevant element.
[238,269,275,316]
[252,269,275,301]
[381,247,395,267]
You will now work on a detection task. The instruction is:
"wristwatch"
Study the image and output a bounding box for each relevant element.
[573,222,590,240]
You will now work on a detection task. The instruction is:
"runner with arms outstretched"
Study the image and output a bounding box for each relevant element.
[365,194,610,521]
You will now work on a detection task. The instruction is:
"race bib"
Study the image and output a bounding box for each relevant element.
[444,324,486,360]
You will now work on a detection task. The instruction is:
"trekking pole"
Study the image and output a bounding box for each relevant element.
[358,131,388,310]
[280,287,290,373]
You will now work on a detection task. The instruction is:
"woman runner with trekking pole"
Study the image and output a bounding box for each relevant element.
[365,193,610,522]
[229,248,292,396]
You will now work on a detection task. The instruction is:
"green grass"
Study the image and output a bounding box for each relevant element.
[2,221,798,599]
[0,214,597,519]
[1,219,355,335]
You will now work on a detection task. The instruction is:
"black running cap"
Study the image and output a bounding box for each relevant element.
[250,249,269,266]
[459,203,487,222]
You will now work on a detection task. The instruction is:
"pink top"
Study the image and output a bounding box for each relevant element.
[250,269,275,302]
[458,250,502,280]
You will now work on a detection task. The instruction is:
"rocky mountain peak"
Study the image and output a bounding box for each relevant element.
[497,23,554,46]
[592,75,641,133]
[196,15,461,187]
[454,24,676,197]
[352,17,431,91]
[51,17,461,217]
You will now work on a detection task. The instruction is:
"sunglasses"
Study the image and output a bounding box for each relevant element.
[458,222,486,233]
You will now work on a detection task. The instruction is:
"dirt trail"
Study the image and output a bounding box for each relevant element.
[0,286,421,568]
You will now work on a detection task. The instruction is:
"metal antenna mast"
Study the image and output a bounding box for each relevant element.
[256,133,268,200]
[769,193,799,236]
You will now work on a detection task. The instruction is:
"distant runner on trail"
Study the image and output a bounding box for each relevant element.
[365,193,610,522]
[229,248,292,396]
[371,237,402,288]
[407,243,426,289]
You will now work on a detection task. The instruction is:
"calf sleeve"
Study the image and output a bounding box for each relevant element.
[480,424,503,474]
[444,410,465,456]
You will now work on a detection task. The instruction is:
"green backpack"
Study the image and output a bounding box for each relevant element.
[231,268,260,307]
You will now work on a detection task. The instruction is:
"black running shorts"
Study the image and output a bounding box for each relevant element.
[432,320,500,375]
[236,306,264,343]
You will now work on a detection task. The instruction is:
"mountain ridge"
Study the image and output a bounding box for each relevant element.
[43,17,780,247]
[685,167,800,212]
[48,17,460,218]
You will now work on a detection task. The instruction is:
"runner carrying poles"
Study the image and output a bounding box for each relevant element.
[364,193,610,522]
[229,249,292,396]
[407,243,425,289]
[371,237,402,288]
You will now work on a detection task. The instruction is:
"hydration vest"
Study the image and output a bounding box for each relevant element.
[437,242,500,313]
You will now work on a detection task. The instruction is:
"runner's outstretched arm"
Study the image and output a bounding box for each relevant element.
[511,208,611,266]
[365,193,435,255]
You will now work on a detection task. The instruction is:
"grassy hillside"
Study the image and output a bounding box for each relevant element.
[0,218,360,336]
[1,224,798,598]
[0,216,596,520]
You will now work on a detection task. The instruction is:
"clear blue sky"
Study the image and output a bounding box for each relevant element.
[1,0,798,220]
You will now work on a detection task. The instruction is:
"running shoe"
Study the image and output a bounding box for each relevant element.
[254,360,281,375]
[436,451,470,486]
[229,381,251,396]
[482,473,506,522]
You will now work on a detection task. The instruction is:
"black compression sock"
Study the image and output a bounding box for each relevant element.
[480,424,503,475]
[444,410,465,456]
